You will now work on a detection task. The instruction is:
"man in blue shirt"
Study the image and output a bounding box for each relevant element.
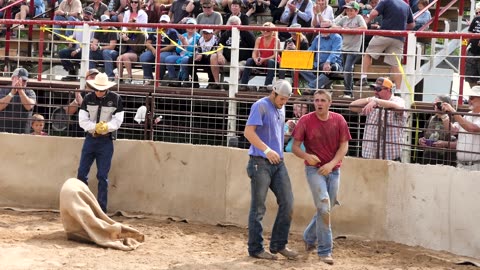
[299,20,343,94]
[244,80,298,260]
[358,0,414,88]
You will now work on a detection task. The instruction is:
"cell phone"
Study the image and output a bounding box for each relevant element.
[436,102,442,110]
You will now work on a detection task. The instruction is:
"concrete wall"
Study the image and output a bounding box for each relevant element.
[1,133,479,259]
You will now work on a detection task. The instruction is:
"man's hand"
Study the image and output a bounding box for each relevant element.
[95,121,109,134]
[305,154,320,166]
[362,99,377,114]
[318,162,334,176]
[322,62,331,74]
[266,149,281,164]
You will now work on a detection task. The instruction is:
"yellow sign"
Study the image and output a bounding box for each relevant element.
[280,51,314,70]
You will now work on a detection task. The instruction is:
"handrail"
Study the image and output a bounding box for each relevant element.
[0,0,24,13]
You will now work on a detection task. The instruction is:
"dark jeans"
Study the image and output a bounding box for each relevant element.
[241,58,278,86]
[246,156,294,256]
[77,134,114,213]
[188,55,214,83]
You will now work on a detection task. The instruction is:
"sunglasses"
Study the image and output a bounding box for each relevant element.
[202,5,212,8]
[372,85,385,92]
[131,1,139,3]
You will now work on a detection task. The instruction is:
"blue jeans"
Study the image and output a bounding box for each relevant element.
[343,52,358,95]
[77,135,114,213]
[246,156,294,256]
[241,58,277,85]
[303,166,340,256]
[299,62,343,90]
[165,55,189,81]
[53,15,78,36]
[91,49,118,75]
[59,48,82,71]
[140,50,176,80]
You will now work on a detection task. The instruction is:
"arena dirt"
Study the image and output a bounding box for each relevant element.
[0,209,478,270]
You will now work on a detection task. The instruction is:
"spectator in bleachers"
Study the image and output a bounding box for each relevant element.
[106,0,128,22]
[239,22,281,92]
[413,0,431,31]
[279,0,312,41]
[145,0,172,24]
[335,0,368,17]
[464,6,480,89]
[88,0,109,21]
[299,20,343,93]
[11,0,45,29]
[441,87,480,171]
[31,114,48,136]
[187,28,222,89]
[140,14,178,85]
[418,95,456,166]
[270,0,287,24]
[169,0,191,24]
[165,18,200,86]
[90,15,119,81]
[358,0,414,88]
[53,0,82,38]
[349,77,406,161]
[186,0,207,18]
[311,0,334,27]
[123,0,149,33]
[196,0,223,35]
[59,7,96,81]
[243,0,268,18]
[116,25,147,83]
[279,0,313,27]
[0,67,36,134]
[278,23,308,79]
[223,0,249,25]
[409,0,419,14]
[332,1,366,99]
[219,16,256,81]
[284,98,308,152]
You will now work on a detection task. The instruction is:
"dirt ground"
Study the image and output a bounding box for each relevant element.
[0,209,478,270]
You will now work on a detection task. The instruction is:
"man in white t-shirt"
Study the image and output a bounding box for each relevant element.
[441,86,480,171]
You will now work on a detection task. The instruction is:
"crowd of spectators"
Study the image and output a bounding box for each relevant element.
[1,0,437,93]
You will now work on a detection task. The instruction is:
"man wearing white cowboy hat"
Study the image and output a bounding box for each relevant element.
[441,86,480,171]
[77,72,124,213]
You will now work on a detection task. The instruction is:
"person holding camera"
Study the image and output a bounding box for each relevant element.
[278,23,308,80]
[349,77,406,161]
[440,87,480,171]
[418,95,457,166]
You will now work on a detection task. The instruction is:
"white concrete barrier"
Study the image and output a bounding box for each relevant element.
[0,133,478,259]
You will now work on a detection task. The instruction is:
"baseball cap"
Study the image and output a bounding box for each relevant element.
[160,14,171,23]
[289,23,302,29]
[100,14,111,22]
[83,6,94,15]
[272,79,292,97]
[370,77,393,90]
[12,67,29,80]
[343,2,360,10]
[186,18,197,25]
[202,29,214,34]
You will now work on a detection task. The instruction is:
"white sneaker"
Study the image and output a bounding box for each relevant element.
[339,94,352,99]
[320,255,334,265]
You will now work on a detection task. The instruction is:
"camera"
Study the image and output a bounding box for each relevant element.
[435,101,442,110]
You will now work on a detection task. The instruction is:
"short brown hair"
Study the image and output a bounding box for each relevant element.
[32,114,45,122]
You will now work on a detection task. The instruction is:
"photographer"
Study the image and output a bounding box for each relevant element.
[418,95,457,166]
[440,87,480,171]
